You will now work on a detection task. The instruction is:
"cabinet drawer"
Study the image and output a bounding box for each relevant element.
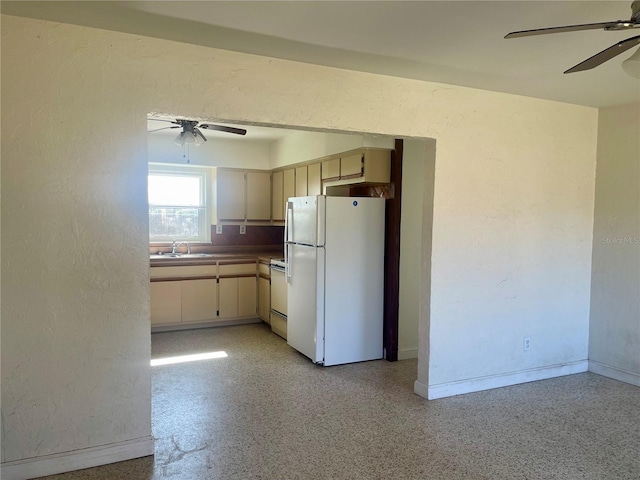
[219,262,256,276]
[150,265,218,279]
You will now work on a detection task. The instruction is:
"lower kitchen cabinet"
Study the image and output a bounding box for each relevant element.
[238,277,257,317]
[150,260,263,329]
[219,276,257,319]
[258,276,270,323]
[218,278,239,318]
[150,281,182,325]
[151,279,218,326]
[181,279,218,323]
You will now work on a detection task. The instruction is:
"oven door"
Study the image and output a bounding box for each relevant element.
[270,265,287,317]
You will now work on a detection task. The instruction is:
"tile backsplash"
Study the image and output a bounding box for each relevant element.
[150,225,284,254]
[210,225,284,247]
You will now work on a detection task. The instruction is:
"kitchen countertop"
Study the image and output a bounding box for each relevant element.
[149,250,283,267]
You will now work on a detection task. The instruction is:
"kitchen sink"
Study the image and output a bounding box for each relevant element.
[150,253,214,259]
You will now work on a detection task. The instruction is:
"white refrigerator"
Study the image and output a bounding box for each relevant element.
[285,195,385,366]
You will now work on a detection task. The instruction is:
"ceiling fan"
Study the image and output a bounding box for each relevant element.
[505,0,640,75]
[148,118,247,146]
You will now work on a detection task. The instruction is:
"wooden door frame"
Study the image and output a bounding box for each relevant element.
[382,139,402,361]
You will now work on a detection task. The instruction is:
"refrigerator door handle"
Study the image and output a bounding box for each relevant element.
[286,243,292,283]
[285,201,293,283]
[285,201,293,242]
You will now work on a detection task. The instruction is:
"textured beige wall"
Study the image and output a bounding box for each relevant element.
[398,139,435,360]
[1,14,598,465]
[589,102,640,383]
[1,18,153,462]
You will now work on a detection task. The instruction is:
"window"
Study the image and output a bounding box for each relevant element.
[148,165,210,243]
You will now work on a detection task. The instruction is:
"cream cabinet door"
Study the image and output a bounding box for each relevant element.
[272,171,284,221]
[246,172,271,220]
[258,276,270,323]
[295,166,308,196]
[217,169,245,220]
[238,276,257,317]
[150,281,181,325]
[218,278,238,318]
[283,168,295,202]
[321,158,340,180]
[340,153,364,178]
[307,163,321,196]
[181,279,217,323]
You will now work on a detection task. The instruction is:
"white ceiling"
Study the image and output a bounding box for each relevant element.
[4,1,640,107]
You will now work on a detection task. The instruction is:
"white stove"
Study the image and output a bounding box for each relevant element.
[269,258,287,339]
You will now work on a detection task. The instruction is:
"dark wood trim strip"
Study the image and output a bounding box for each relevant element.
[383,139,403,362]
[320,175,340,182]
[258,273,271,280]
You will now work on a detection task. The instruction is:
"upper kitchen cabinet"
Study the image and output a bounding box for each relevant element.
[283,168,295,203]
[216,168,272,222]
[272,170,284,221]
[246,172,271,220]
[321,158,340,181]
[295,166,308,196]
[217,169,245,221]
[339,149,390,183]
[307,163,322,196]
[340,152,363,178]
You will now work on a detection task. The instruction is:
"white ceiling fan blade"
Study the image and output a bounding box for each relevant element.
[505,21,626,39]
[565,34,640,73]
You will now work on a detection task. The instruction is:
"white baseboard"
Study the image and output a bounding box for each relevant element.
[398,348,418,360]
[589,360,640,387]
[414,379,429,398]
[415,360,589,400]
[0,436,154,480]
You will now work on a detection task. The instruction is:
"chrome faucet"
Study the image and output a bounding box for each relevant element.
[171,240,191,254]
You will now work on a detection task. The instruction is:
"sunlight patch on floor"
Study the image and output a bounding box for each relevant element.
[151,351,228,366]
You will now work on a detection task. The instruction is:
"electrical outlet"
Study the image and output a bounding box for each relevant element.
[523,337,531,351]
[216,225,223,234]
[240,225,246,235]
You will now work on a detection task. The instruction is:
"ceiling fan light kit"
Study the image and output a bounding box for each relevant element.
[174,130,204,147]
[622,46,640,78]
[505,0,640,76]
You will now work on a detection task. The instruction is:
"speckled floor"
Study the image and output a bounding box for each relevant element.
[39,323,639,480]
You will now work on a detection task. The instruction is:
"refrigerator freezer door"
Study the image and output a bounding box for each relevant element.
[287,196,325,247]
[323,197,385,366]
[287,244,325,363]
